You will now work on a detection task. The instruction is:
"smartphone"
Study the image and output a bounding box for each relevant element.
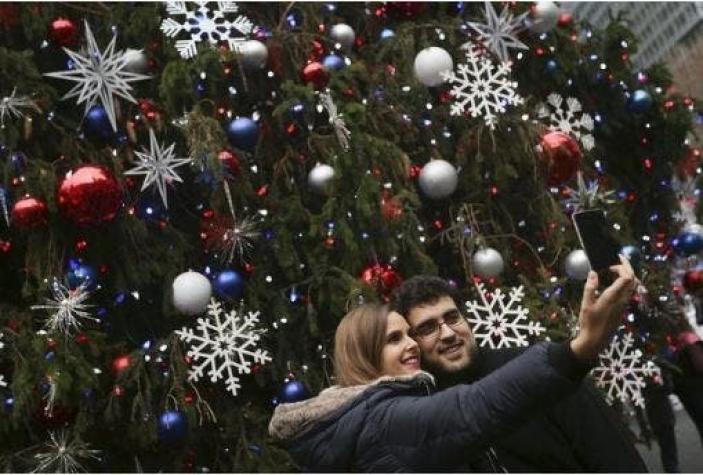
[572,209,621,273]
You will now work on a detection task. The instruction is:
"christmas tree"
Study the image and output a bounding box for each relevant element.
[0,2,699,472]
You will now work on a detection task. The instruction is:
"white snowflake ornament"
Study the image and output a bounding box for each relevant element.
[176,298,271,396]
[591,332,661,407]
[0,88,39,127]
[465,1,529,63]
[124,128,192,209]
[465,283,546,348]
[441,46,524,130]
[538,93,595,151]
[160,1,254,59]
[44,21,150,132]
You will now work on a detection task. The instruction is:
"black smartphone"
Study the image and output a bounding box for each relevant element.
[572,209,621,273]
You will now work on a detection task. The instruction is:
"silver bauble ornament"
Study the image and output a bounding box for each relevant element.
[308,163,335,195]
[123,48,149,74]
[564,249,591,280]
[527,1,560,33]
[329,23,356,50]
[418,159,458,199]
[172,271,212,315]
[238,40,269,70]
[413,47,453,87]
[472,247,505,278]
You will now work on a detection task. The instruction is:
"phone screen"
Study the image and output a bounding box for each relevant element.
[572,210,621,272]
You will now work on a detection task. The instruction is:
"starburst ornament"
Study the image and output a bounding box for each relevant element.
[44,21,150,132]
[441,46,524,130]
[176,298,271,396]
[31,431,101,473]
[31,280,96,336]
[0,88,39,126]
[465,283,546,348]
[465,1,529,63]
[591,332,661,407]
[319,91,351,150]
[203,213,259,264]
[563,172,615,212]
[538,93,595,151]
[160,1,254,59]
[124,128,192,209]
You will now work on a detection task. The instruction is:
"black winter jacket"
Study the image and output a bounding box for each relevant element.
[269,342,591,472]
[460,347,647,472]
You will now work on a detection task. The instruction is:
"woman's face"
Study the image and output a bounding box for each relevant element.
[380,311,421,377]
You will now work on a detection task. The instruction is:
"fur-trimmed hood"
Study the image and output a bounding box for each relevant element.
[268,371,435,443]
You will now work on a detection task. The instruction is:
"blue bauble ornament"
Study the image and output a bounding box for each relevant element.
[627,89,653,113]
[545,59,558,73]
[279,380,311,403]
[322,54,345,71]
[227,117,259,151]
[83,105,114,142]
[620,245,641,272]
[672,232,703,256]
[157,410,188,444]
[213,270,245,300]
[66,261,98,291]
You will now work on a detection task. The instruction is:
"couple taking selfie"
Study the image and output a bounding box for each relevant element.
[269,256,648,472]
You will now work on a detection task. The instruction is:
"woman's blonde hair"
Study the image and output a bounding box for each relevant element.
[333,303,389,387]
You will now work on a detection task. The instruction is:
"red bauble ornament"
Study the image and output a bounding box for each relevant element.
[360,263,403,299]
[301,62,329,90]
[557,12,573,27]
[11,196,48,229]
[218,149,241,177]
[387,2,427,19]
[683,269,703,293]
[537,131,582,186]
[112,354,132,374]
[48,16,79,47]
[57,165,122,226]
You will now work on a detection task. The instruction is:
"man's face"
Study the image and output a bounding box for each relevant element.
[405,295,477,375]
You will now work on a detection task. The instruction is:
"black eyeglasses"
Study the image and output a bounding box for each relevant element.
[408,310,466,340]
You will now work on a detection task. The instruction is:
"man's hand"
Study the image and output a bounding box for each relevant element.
[571,255,638,360]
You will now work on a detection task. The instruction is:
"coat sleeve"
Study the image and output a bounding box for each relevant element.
[373,342,591,469]
[546,380,648,473]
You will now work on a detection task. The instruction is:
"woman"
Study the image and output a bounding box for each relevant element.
[269,266,636,472]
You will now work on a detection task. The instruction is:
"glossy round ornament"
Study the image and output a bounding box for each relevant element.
[418,159,458,199]
[227,117,259,151]
[322,54,346,71]
[627,89,653,113]
[173,271,212,316]
[301,61,329,89]
[360,263,403,297]
[279,379,311,404]
[11,195,48,229]
[48,16,79,47]
[414,47,453,87]
[472,247,505,278]
[672,232,703,256]
[218,149,241,177]
[213,269,245,300]
[537,131,582,186]
[527,1,560,34]
[329,23,355,50]
[308,163,335,195]
[683,269,703,293]
[123,48,149,74]
[83,105,115,142]
[158,410,189,444]
[237,39,268,71]
[57,165,122,227]
[564,249,591,280]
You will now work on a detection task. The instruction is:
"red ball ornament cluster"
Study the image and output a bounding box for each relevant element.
[57,165,122,227]
[360,263,403,299]
[537,131,582,186]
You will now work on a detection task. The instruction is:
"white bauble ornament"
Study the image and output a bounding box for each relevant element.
[413,47,453,87]
[238,40,269,70]
[418,159,458,199]
[123,48,149,74]
[527,1,560,33]
[308,163,335,195]
[330,23,356,50]
[472,247,505,278]
[565,249,591,280]
[173,271,212,316]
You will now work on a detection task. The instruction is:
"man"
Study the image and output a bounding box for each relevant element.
[390,274,647,473]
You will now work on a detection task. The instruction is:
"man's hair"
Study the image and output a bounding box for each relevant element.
[390,275,461,317]
[333,303,389,387]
